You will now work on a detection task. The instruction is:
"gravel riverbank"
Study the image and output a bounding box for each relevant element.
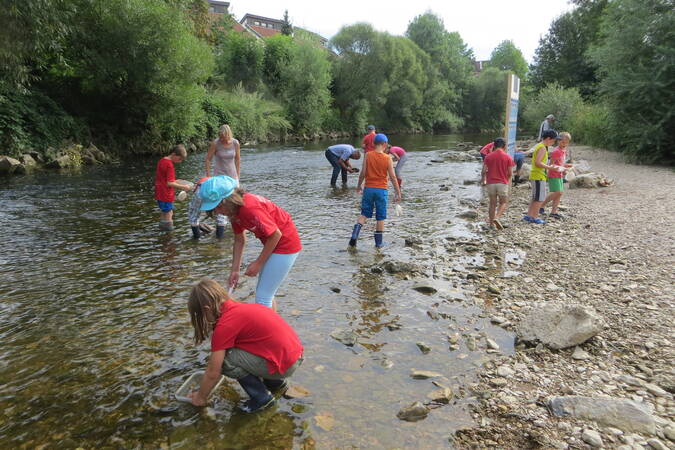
[449,146,675,448]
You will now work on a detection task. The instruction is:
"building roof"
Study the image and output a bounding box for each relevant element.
[208,0,230,5]
[240,13,284,25]
[248,25,281,38]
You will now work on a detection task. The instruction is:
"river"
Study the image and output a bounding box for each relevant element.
[0,133,515,448]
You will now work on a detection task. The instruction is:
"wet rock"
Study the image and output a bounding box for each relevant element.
[465,336,477,351]
[412,282,437,294]
[486,338,500,350]
[571,346,590,360]
[416,342,432,354]
[0,156,21,174]
[496,366,514,377]
[648,438,668,450]
[404,237,422,247]
[314,412,335,431]
[19,154,37,170]
[487,285,501,295]
[582,429,603,447]
[45,154,72,169]
[381,260,418,274]
[426,310,440,320]
[458,210,479,220]
[548,396,656,434]
[463,179,479,185]
[330,286,341,293]
[517,304,604,349]
[283,385,310,399]
[427,387,453,404]
[439,151,478,163]
[411,369,443,379]
[397,402,429,422]
[489,377,508,387]
[644,383,669,398]
[330,328,358,346]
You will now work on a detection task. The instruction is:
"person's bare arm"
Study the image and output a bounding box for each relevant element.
[245,229,281,277]
[189,350,225,406]
[534,149,553,170]
[234,140,241,179]
[167,180,191,190]
[229,232,246,289]
[356,155,368,193]
[481,163,488,185]
[387,160,401,201]
[205,141,216,177]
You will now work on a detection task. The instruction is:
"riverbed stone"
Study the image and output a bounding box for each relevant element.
[412,282,437,294]
[427,387,453,404]
[381,260,418,274]
[664,425,675,441]
[416,342,432,354]
[0,156,21,174]
[517,304,604,349]
[569,173,608,189]
[548,396,656,434]
[571,346,591,360]
[458,210,479,220]
[46,154,72,169]
[647,438,668,450]
[582,429,603,447]
[330,328,358,346]
[411,369,443,379]
[397,402,429,422]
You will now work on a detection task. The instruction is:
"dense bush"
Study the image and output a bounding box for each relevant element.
[523,83,584,136]
[568,102,612,148]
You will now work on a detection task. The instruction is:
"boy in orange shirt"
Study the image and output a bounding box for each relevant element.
[349,133,401,248]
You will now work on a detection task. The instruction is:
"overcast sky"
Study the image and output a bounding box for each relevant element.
[229,0,574,62]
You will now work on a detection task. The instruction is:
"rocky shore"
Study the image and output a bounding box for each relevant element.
[444,146,675,448]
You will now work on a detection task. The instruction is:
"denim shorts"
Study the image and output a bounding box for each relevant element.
[361,187,388,221]
[157,200,174,212]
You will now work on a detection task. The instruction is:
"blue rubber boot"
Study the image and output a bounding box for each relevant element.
[263,378,288,394]
[349,223,362,247]
[374,231,384,248]
[216,225,225,239]
[237,375,274,413]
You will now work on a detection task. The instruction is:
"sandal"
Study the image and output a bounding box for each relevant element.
[493,219,504,230]
[550,213,564,219]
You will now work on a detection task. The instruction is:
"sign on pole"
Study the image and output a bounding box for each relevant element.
[504,74,520,156]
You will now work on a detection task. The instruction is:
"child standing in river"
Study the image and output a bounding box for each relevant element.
[349,133,401,248]
[154,145,192,231]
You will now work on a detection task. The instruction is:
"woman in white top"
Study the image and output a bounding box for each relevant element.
[205,124,241,237]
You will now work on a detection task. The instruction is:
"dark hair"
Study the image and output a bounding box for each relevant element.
[542,130,558,140]
[493,138,506,149]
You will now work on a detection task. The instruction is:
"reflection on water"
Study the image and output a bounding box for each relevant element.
[0,134,513,448]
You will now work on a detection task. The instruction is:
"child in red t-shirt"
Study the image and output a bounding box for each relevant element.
[154,145,192,230]
[198,176,302,312]
[481,138,515,229]
[186,278,303,413]
[541,132,573,219]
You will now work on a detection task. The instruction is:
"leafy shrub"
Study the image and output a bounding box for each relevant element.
[522,83,584,136]
[569,102,612,148]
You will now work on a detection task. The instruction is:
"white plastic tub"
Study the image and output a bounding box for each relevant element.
[175,371,226,403]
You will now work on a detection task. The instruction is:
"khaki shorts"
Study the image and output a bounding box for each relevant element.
[485,183,509,199]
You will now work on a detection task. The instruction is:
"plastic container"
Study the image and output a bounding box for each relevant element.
[175,371,226,403]
[395,204,403,217]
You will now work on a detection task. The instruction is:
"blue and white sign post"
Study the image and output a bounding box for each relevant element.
[504,74,520,157]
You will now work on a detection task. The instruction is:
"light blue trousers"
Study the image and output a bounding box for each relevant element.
[255,252,300,308]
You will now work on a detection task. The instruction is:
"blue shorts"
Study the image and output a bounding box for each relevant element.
[361,187,388,221]
[513,152,525,170]
[157,201,174,212]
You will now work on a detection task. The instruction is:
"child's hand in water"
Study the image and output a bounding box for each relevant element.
[245,260,262,277]
[228,271,239,291]
[188,391,206,407]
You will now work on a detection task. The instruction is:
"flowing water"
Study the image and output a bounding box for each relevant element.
[0,134,515,448]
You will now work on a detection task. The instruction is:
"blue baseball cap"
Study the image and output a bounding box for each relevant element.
[199,175,238,211]
[367,125,376,131]
[373,133,388,145]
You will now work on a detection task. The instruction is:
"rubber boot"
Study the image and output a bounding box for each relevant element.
[237,375,274,413]
[191,226,201,239]
[216,225,225,239]
[263,378,288,394]
[349,223,362,247]
[159,221,174,231]
[513,175,521,185]
[374,231,384,248]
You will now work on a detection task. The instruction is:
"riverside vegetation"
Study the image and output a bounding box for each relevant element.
[1,0,673,175]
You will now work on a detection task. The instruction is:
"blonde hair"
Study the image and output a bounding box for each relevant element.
[187,277,230,345]
[219,124,233,143]
[207,187,246,218]
[558,131,572,141]
[171,144,187,158]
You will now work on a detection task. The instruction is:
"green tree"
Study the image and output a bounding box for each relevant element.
[529,0,608,98]
[590,0,675,163]
[405,12,474,117]
[263,34,295,96]
[463,68,508,132]
[523,83,584,135]
[486,40,528,80]
[213,30,264,91]
[281,10,293,36]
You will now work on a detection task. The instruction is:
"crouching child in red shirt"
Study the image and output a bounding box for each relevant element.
[187,278,303,413]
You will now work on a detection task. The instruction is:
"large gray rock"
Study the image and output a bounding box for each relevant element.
[397,402,429,422]
[548,396,656,434]
[45,154,72,169]
[330,328,358,346]
[569,173,611,189]
[0,156,21,174]
[582,429,603,447]
[517,304,604,349]
[439,151,479,162]
[19,154,36,167]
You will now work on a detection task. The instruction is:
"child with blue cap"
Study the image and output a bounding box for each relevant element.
[349,133,401,248]
[199,176,302,312]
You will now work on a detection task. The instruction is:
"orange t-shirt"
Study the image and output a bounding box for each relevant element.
[364,151,391,189]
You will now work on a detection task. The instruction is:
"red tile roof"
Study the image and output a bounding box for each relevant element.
[249,25,281,38]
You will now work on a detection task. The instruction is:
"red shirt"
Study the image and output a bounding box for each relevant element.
[154,157,176,202]
[389,146,406,158]
[548,147,566,178]
[362,133,376,153]
[211,300,303,374]
[483,149,515,185]
[480,142,495,156]
[231,193,302,254]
